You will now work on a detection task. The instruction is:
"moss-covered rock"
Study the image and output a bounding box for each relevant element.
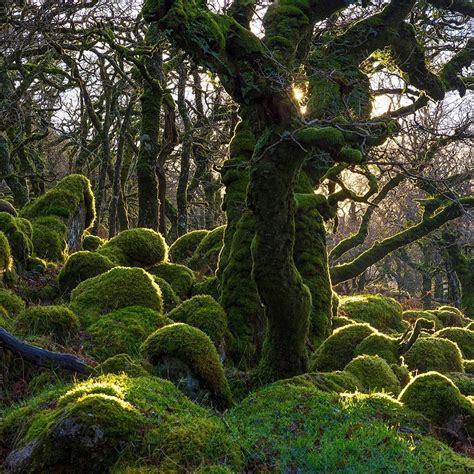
[331,315,356,330]
[446,372,474,397]
[15,305,79,343]
[0,231,12,274]
[153,276,181,312]
[94,354,150,378]
[30,215,68,261]
[188,225,225,273]
[344,355,401,395]
[390,363,411,386]
[97,228,167,268]
[277,370,361,393]
[465,359,474,373]
[149,262,195,299]
[82,234,104,251]
[169,229,209,265]
[0,287,25,316]
[403,309,443,331]
[340,294,405,333]
[404,337,464,374]
[58,251,116,294]
[434,327,474,359]
[430,308,465,328]
[355,332,400,365]
[310,323,375,371]
[70,267,163,327]
[86,306,172,361]
[399,372,474,436]
[0,212,33,264]
[166,295,227,347]
[192,275,220,301]
[141,323,232,408]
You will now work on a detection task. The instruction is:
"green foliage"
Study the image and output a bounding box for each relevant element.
[0,287,25,316]
[188,225,225,273]
[15,305,79,343]
[153,276,181,312]
[354,332,400,364]
[0,231,12,273]
[344,355,401,395]
[97,228,167,268]
[403,309,443,331]
[58,251,116,294]
[192,275,220,300]
[404,337,464,374]
[82,234,104,251]
[149,262,195,299]
[340,294,405,333]
[141,322,232,408]
[169,229,209,265]
[70,267,163,327]
[0,212,33,264]
[435,327,474,359]
[311,323,375,371]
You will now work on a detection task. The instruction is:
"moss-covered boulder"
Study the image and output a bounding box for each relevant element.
[277,371,362,393]
[169,229,209,265]
[94,354,151,378]
[0,287,25,316]
[15,305,79,343]
[188,225,225,273]
[310,323,375,371]
[344,355,400,395]
[434,327,474,359]
[0,231,12,274]
[446,372,474,397]
[153,276,181,312]
[58,251,116,294]
[1,375,241,473]
[192,275,220,301]
[404,337,464,374]
[86,306,172,361]
[97,228,167,268]
[82,234,104,251]
[30,215,68,261]
[0,212,33,264]
[149,262,195,299]
[70,267,163,327]
[399,372,474,436]
[331,315,356,330]
[403,309,443,331]
[339,294,405,333]
[141,323,232,408]
[354,332,400,365]
[430,308,465,328]
[465,360,474,373]
[167,295,227,347]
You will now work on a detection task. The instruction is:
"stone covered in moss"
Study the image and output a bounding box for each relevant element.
[404,337,464,374]
[169,229,209,265]
[30,215,68,261]
[332,316,356,330]
[15,305,79,343]
[465,360,474,373]
[0,212,33,264]
[310,323,375,371]
[86,306,172,361]
[446,372,474,397]
[188,225,225,273]
[340,294,405,333]
[58,251,116,294]
[277,371,361,393]
[82,234,104,251]
[94,354,150,378]
[430,308,465,328]
[344,355,400,395]
[97,228,167,268]
[141,323,232,408]
[434,327,474,359]
[0,231,12,274]
[0,287,25,316]
[192,275,220,301]
[153,276,181,312]
[403,309,443,331]
[399,372,474,435]
[354,332,400,365]
[70,267,163,327]
[149,262,195,299]
[167,295,227,346]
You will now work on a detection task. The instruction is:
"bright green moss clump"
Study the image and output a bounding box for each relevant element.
[0,231,12,274]
[0,212,33,264]
[30,215,68,261]
[404,337,464,374]
[188,225,225,273]
[153,276,181,312]
[141,323,232,408]
[403,310,443,331]
[15,305,79,343]
[310,323,375,371]
[434,327,474,359]
[169,229,209,265]
[58,251,116,293]
[355,332,400,365]
[86,306,172,361]
[0,287,25,316]
[340,294,405,333]
[167,295,227,346]
[430,308,464,327]
[70,267,163,327]
[192,275,220,300]
[97,228,167,268]
[332,316,356,329]
[82,234,104,251]
[344,355,401,395]
[149,262,195,299]
[94,354,150,377]
[446,372,474,397]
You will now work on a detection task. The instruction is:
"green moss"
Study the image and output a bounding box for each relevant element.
[25,256,47,272]
[404,337,464,374]
[465,359,474,373]
[168,229,209,265]
[82,234,104,251]
[340,294,405,333]
[97,228,167,268]
[446,372,474,397]
[152,276,181,312]
[188,225,225,273]
[355,332,400,364]
[332,316,356,329]
[0,212,33,264]
[15,305,79,343]
[166,295,227,346]
[70,267,163,327]
[94,354,150,378]
[277,370,361,393]
[390,363,411,386]
[430,308,464,327]
[344,355,401,395]
[141,323,232,408]
[30,215,68,261]
[0,231,12,273]
[403,309,443,331]
[0,306,14,331]
[399,372,474,435]
[149,262,195,299]
[296,127,345,152]
[434,327,474,359]
[0,287,25,316]
[311,323,376,371]
[58,251,116,294]
[86,306,172,361]
[192,275,220,300]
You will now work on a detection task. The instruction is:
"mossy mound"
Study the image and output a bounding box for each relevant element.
[0,212,33,264]
[434,327,474,359]
[30,215,68,261]
[310,323,375,371]
[15,305,79,343]
[188,225,225,274]
[227,382,474,472]
[169,229,209,265]
[0,287,25,316]
[404,337,464,374]
[1,375,241,473]
[149,262,195,299]
[403,309,443,331]
[344,355,401,395]
[86,306,172,361]
[192,275,220,301]
[0,306,14,331]
[82,234,104,251]
[277,371,361,393]
[166,295,227,346]
[399,372,474,436]
[354,332,400,364]
[430,308,465,327]
[97,228,167,268]
[153,276,181,312]
[70,267,163,327]
[94,354,150,378]
[465,360,474,373]
[58,251,116,294]
[339,294,405,333]
[141,323,232,408]
[331,315,356,330]
[0,231,12,274]
[446,372,474,396]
